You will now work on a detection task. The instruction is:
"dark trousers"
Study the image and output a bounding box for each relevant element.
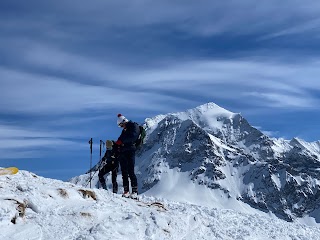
[119,150,137,193]
[98,161,118,192]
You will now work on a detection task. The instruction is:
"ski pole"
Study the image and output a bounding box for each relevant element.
[85,140,105,188]
[88,138,93,188]
[100,140,104,160]
[99,140,105,170]
[85,165,100,187]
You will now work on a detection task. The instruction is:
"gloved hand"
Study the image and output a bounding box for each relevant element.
[115,139,123,145]
[100,158,107,168]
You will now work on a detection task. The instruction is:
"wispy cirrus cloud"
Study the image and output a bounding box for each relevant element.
[0,123,82,159]
[0,123,81,139]
[259,18,320,40]
[2,1,320,39]
[0,67,194,115]
[244,92,317,108]
[1,52,320,117]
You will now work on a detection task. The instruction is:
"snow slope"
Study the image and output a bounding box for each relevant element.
[1,170,320,240]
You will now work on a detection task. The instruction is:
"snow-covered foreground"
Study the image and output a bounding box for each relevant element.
[1,170,320,240]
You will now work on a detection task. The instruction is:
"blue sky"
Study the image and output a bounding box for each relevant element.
[1,0,320,180]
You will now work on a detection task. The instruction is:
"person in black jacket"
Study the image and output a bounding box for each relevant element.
[98,140,119,193]
[115,114,140,198]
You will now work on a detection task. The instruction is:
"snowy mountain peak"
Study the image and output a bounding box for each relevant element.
[187,102,235,117]
[289,137,320,157]
[138,103,320,223]
[290,137,305,147]
[145,102,240,136]
[172,102,237,125]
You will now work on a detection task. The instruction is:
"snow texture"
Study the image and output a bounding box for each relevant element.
[1,170,320,240]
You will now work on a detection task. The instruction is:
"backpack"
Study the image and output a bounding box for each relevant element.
[135,124,146,148]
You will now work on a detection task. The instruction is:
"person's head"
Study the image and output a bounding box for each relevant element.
[106,140,113,150]
[117,113,128,128]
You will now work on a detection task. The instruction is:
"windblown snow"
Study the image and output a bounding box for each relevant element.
[1,170,320,240]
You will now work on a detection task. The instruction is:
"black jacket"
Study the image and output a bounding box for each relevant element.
[102,144,119,163]
[87,145,119,173]
[118,121,140,152]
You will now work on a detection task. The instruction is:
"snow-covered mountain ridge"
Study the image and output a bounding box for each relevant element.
[1,170,320,240]
[136,102,320,223]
